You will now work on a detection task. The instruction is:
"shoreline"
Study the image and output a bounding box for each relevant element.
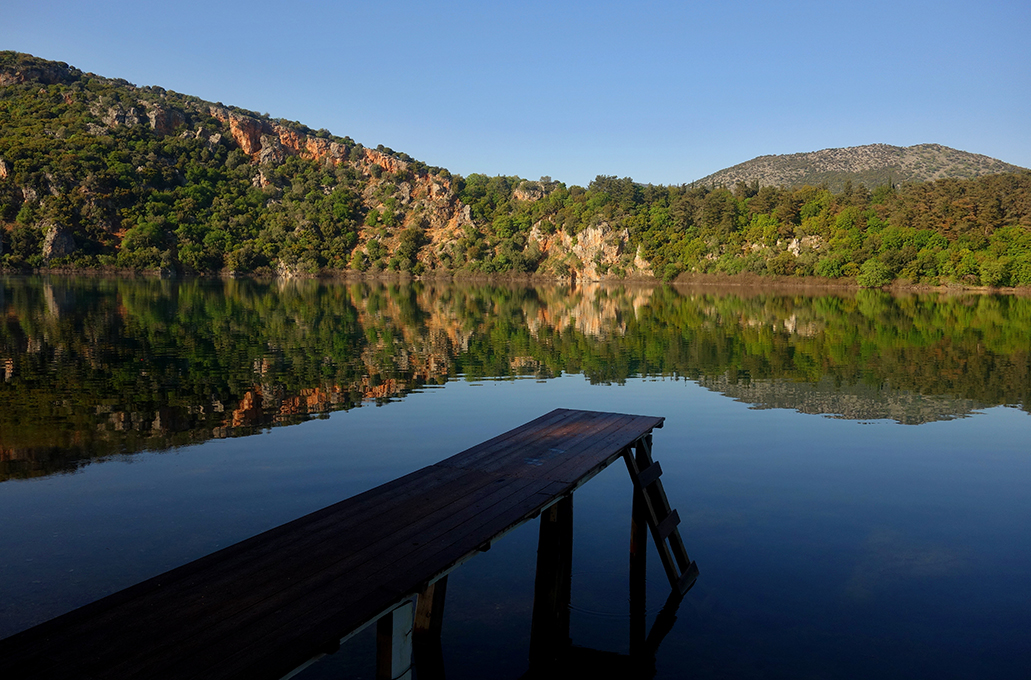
[3,266,1029,295]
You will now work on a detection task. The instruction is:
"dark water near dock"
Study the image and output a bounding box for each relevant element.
[1,277,1029,678]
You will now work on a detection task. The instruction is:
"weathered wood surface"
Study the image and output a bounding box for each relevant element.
[0,408,663,680]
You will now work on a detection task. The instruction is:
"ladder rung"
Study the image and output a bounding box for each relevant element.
[656,509,680,540]
[636,461,663,488]
[676,561,699,594]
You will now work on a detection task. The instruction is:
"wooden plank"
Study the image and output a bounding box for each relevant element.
[114,467,565,680]
[168,413,666,679]
[89,472,550,680]
[0,409,668,680]
[676,562,700,595]
[656,509,681,541]
[501,414,637,479]
[468,411,625,475]
[3,464,470,661]
[197,475,582,679]
[636,460,663,488]
[437,408,581,470]
[1,466,489,679]
[536,419,658,487]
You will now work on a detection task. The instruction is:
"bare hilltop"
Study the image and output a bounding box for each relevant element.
[694,143,1027,192]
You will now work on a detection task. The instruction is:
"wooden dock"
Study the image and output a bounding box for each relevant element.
[0,408,695,680]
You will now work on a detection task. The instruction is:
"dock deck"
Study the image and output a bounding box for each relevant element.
[0,408,671,680]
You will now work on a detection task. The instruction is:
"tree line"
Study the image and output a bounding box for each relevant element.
[2,51,1031,287]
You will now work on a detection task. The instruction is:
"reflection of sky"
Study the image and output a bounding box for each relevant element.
[1,376,1029,678]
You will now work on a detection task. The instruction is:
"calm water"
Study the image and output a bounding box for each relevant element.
[1,277,1029,678]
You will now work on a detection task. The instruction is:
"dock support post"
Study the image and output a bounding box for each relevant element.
[629,480,648,659]
[414,576,448,638]
[529,494,573,668]
[376,600,414,680]
[413,576,448,680]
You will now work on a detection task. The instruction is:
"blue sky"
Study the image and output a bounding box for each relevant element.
[3,0,1029,186]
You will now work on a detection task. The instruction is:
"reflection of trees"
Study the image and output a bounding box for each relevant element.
[1,278,1028,480]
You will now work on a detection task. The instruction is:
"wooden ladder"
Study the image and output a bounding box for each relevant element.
[623,433,698,595]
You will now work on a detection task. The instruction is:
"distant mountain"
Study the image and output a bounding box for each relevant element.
[694,143,1028,192]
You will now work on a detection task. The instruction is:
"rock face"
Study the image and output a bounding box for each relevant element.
[207,108,357,167]
[786,235,824,256]
[42,224,75,261]
[513,182,546,202]
[146,105,185,135]
[101,105,141,128]
[258,134,286,165]
[0,58,78,87]
[218,110,264,155]
[528,223,651,281]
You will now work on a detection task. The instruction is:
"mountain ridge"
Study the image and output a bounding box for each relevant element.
[694,143,1027,192]
[2,52,1031,288]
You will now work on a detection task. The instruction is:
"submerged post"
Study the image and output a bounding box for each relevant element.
[529,494,574,667]
[376,600,414,680]
[629,481,649,658]
[413,577,448,680]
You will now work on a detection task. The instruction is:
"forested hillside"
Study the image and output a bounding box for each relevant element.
[3,52,1031,287]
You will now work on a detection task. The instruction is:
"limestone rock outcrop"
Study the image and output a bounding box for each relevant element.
[0,59,78,87]
[42,223,75,261]
[528,222,651,281]
[101,105,141,128]
[146,105,186,135]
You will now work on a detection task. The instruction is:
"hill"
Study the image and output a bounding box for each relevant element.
[693,144,1027,192]
[2,52,1031,288]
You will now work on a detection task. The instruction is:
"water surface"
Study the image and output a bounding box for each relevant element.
[0,277,1028,678]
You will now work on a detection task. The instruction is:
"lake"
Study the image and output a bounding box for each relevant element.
[1,276,1029,679]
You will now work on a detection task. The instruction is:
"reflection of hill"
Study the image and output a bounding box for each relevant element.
[699,375,988,425]
[1,278,1028,480]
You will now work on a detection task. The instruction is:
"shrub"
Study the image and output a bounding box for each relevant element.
[857,259,892,287]
[767,251,797,276]
[979,258,1010,287]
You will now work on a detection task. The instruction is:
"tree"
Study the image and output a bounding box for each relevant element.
[857,259,892,287]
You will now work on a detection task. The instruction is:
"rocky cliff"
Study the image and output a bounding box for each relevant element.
[0,52,648,282]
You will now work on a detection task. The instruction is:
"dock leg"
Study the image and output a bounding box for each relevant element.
[414,576,448,638]
[629,485,648,660]
[529,494,573,668]
[376,600,414,680]
[413,577,448,680]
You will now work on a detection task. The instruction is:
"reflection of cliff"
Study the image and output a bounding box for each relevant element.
[699,375,988,425]
[1,278,1029,481]
[526,284,654,339]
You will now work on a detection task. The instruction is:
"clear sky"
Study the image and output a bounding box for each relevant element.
[3,0,1029,187]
